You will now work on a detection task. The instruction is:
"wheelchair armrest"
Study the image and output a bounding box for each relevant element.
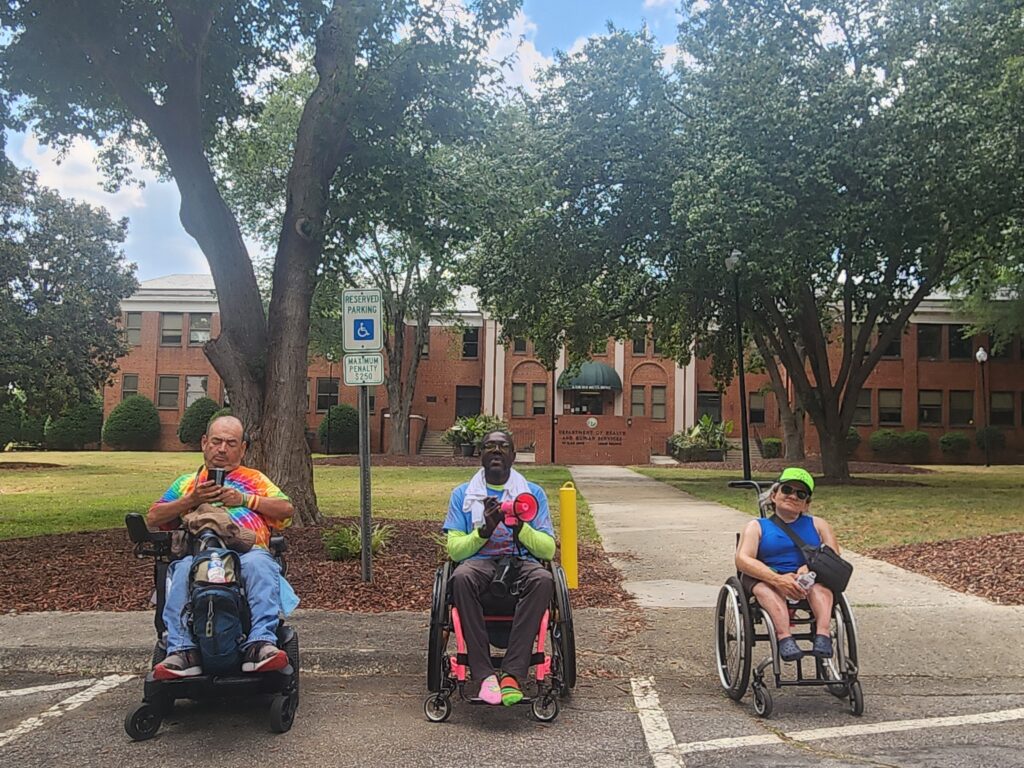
[125,513,170,545]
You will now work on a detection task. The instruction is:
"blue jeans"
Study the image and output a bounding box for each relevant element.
[163,549,282,654]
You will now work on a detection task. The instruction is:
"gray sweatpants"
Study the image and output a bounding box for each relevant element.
[451,558,555,682]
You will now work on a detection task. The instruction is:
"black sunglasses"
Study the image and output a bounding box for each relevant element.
[482,440,512,453]
[779,484,811,501]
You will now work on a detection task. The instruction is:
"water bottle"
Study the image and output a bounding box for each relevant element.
[206,552,226,584]
[788,571,816,604]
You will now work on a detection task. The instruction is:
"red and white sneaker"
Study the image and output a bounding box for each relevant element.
[153,650,203,680]
[241,641,289,673]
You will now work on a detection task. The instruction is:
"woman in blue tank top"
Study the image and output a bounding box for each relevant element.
[734,468,842,662]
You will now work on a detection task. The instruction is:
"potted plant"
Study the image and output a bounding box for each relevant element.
[674,414,733,462]
[441,414,513,457]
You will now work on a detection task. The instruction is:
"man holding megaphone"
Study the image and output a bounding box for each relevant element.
[442,430,556,707]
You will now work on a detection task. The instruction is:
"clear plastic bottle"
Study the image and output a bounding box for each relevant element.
[787,571,816,604]
[206,552,225,583]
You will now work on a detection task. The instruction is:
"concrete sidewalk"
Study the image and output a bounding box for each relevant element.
[569,465,1024,679]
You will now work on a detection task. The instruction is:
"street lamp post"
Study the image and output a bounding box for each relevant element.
[326,352,337,455]
[975,346,990,467]
[725,250,752,481]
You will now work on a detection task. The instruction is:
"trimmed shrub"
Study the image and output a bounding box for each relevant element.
[318,404,359,453]
[976,426,1006,452]
[845,427,862,456]
[900,430,931,462]
[19,414,45,446]
[761,437,782,459]
[177,397,221,447]
[102,395,161,450]
[868,429,901,458]
[322,523,394,561]
[939,431,971,458]
[44,400,103,450]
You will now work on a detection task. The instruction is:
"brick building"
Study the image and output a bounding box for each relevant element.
[104,275,1024,464]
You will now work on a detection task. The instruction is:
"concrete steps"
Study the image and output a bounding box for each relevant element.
[727,437,764,461]
[419,430,452,457]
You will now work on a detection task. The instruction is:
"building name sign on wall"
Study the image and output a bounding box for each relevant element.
[558,428,627,447]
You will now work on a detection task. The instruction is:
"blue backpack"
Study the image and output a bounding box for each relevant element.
[188,548,250,675]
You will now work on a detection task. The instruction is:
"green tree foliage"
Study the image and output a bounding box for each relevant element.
[19,413,45,446]
[318,404,359,454]
[0,0,520,523]
[177,397,221,447]
[43,398,103,450]
[0,402,21,447]
[102,395,161,450]
[0,163,136,416]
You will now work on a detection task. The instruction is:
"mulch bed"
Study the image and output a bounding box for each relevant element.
[314,455,480,467]
[866,533,1024,606]
[0,519,632,614]
[0,461,65,470]
[647,458,936,476]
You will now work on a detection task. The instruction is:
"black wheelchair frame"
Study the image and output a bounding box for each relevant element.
[122,513,300,740]
[714,480,864,718]
[425,558,576,723]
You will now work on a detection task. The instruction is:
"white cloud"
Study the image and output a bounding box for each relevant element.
[485,10,553,96]
[644,0,677,7]
[662,43,680,70]
[14,132,157,220]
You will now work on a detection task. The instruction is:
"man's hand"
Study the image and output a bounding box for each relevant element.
[188,480,221,509]
[773,572,808,601]
[214,486,247,508]
[479,497,503,538]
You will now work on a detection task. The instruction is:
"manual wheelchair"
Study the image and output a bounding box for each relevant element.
[122,513,300,740]
[424,558,576,723]
[714,481,863,718]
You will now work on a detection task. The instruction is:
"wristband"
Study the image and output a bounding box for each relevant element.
[246,493,260,511]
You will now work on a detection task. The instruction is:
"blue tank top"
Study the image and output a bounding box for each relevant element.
[756,515,822,574]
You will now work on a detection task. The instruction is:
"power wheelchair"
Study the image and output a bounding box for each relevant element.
[714,480,863,718]
[425,558,577,723]
[122,513,300,740]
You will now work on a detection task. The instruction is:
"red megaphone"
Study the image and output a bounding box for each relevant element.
[501,493,539,527]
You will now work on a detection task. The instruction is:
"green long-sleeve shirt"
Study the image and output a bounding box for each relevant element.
[446,523,556,562]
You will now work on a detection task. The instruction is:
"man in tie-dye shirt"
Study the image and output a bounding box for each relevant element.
[147,415,295,679]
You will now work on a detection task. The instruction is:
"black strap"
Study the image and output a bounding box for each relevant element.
[769,514,815,564]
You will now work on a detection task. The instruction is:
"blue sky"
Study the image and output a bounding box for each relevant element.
[5,1,682,282]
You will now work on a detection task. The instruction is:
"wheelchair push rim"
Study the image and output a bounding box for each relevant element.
[715,577,752,701]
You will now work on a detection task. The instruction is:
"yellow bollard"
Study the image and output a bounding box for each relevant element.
[559,481,578,588]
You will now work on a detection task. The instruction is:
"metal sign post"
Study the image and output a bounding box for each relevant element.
[342,288,383,583]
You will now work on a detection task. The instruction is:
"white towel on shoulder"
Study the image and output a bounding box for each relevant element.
[463,468,531,526]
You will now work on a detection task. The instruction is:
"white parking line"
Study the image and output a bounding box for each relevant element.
[0,680,97,699]
[0,674,134,748]
[631,676,687,768]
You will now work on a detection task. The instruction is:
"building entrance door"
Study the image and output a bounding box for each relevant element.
[455,386,482,419]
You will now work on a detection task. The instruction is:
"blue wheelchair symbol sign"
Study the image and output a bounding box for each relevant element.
[354,318,375,341]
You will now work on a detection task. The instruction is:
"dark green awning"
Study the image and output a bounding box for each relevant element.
[556,361,623,391]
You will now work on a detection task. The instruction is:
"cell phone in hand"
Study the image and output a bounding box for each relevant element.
[210,468,227,486]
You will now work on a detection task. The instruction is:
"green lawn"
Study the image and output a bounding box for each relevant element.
[0,452,596,543]
[634,465,1024,550]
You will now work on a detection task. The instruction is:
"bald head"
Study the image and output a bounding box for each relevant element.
[202,415,247,471]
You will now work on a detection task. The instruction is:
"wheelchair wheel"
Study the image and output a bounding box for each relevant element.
[124,703,162,741]
[715,578,752,701]
[823,594,858,697]
[269,692,297,733]
[849,680,864,716]
[751,683,773,718]
[532,691,560,722]
[424,693,453,723]
[552,565,577,695]
[427,563,451,693]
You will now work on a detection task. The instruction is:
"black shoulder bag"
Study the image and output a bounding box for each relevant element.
[769,514,853,593]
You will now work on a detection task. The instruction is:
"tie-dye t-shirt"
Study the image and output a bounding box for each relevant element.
[156,465,291,549]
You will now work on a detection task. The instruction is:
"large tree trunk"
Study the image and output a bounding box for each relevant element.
[388,403,410,455]
[781,406,805,460]
[753,333,805,459]
[818,425,852,482]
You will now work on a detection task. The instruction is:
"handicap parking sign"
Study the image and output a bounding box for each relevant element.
[354,318,374,341]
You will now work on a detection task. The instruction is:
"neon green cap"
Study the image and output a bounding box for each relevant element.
[778,467,815,494]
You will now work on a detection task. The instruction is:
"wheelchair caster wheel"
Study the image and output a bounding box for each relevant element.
[424,694,452,723]
[752,684,773,718]
[848,681,864,716]
[124,703,162,741]
[531,694,559,722]
[270,693,297,733]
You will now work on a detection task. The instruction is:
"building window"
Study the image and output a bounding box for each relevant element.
[879,324,902,358]
[878,389,902,425]
[950,390,973,426]
[368,394,376,415]
[853,389,872,425]
[917,325,941,359]
[651,386,666,421]
[189,313,212,345]
[420,338,429,358]
[185,375,208,407]
[918,390,942,426]
[316,377,339,412]
[991,392,1014,426]
[697,391,722,422]
[948,324,972,360]
[160,313,183,346]
[990,337,1015,360]
[631,386,645,417]
[462,327,479,359]
[157,376,179,409]
[631,326,647,356]
[513,337,527,354]
[532,383,547,415]
[125,312,142,346]
[511,383,527,417]
[749,393,766,424]
[121,374,139,400]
